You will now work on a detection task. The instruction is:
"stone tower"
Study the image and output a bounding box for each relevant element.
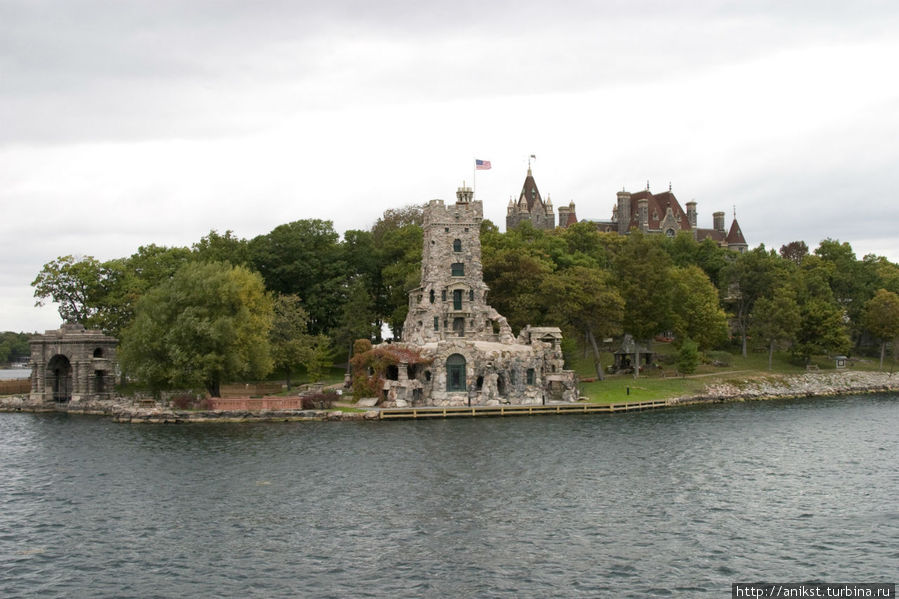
[403,185,514,345]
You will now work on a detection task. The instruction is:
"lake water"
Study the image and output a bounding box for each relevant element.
[0,368,30,380]
[1,396,896,598]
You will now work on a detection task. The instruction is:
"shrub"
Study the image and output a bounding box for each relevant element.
[704,351,733,367]
[301,391,339,410]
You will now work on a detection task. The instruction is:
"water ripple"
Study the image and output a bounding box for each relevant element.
[0,396,897,597]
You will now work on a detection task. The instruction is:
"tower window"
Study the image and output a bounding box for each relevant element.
[453,289,462,310]
[429,289,435,303]
[451,263,464,276]
[442,289,447,301]
[445,227,450,233]
[453,239,462,252]
[469,290,474,301]
[527,368,535,385]
[434,317,439,331]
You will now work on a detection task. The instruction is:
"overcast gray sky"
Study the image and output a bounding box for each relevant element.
[3,0,899,333]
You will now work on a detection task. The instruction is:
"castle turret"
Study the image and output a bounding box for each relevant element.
[713,211,725,233]
[617,190,631,234]
[637,197,649,231]
[686,201,697,229]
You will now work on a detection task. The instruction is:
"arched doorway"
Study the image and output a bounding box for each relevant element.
[446,354,466,392]
[47,354,72,402]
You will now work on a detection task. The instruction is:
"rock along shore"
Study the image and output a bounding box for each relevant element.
[666,370,899,406]
[0,395,378,423]
[1,370,897,422]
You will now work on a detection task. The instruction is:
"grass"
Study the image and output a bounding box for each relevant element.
[568,341,895,403]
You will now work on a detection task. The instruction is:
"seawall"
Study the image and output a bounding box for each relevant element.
[2,371,897,422]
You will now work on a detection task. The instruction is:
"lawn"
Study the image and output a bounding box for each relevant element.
[568,341,893,403]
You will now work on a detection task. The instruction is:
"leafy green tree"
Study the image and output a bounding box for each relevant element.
[374,222,422,339]
[121,262,274,397]
[610,232,675,378]
[192,229,251,266]
[333,277,379,370]
[862,289,899,369]
[270,294,311,390]
[750,286,801,370]
[0,332,32,364]
[791,298,851,365]
[32,255,112,327]
[303,334,335,383]
[483,249,554,332]
[249,220,346,334]
[611,231,673,341]
[720,245,787,357]
[676,338,700,376]
[541,265,624,379]
[669,265,728,351]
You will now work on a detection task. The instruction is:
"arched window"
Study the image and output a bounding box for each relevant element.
[429,289,435,303]
[453,239,462,252]
[93,348,103,358]
[446,354,466,392]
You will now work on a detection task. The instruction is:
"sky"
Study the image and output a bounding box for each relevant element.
[3,0,899,333]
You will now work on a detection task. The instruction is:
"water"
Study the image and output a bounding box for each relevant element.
[1,396,896,598]
[0,368,30,380]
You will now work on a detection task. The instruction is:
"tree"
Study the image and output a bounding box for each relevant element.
[193,229,250,266]
[541,265,624,379]
[32,255,112,327]
[791,298,851,365]
[302,334,335,383]
[669,265,729,351]
[249,219,347,334]
[482,249,553,332]
[779,241,809,265]
[333,277,379,372]
[270,294,311,390]
[120,262,273,397]
[720,246,787,357]
[750,286,801,370]
[862,289,899,369]
[676,339,700,376]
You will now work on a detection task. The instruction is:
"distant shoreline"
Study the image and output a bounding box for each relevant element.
[2,370,897,423]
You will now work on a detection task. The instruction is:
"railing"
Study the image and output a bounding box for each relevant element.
[379,400,669,420]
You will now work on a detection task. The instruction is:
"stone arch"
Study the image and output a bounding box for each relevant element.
[47,354,72,402]
[446,353,466,392]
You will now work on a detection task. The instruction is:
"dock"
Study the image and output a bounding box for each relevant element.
[379,399,669,420]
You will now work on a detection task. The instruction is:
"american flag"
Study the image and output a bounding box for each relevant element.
[475,159,491,170]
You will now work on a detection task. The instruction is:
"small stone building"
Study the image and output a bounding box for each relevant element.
[371,185,578,407]
[29,323,118,403]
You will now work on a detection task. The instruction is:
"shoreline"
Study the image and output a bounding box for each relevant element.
[1,370,897,422]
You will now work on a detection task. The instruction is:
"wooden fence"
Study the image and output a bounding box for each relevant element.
[0,379,30,395]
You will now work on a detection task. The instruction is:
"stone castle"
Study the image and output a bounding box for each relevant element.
[369,185,579,407]
[506,168,747,251]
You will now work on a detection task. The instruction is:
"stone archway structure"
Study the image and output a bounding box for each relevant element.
[30,323,118,403]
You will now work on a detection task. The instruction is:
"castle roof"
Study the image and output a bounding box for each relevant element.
[726,219,747,245]
[623,189,691,231]
[518,167,544,212]
[695,228,726,243]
